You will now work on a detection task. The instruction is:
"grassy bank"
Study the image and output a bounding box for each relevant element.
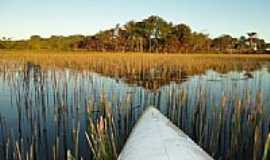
[1,50,270,90]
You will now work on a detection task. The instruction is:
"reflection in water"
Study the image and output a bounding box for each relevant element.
[0,63,269,159]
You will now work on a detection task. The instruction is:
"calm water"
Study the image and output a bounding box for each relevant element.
[0,64,270,159]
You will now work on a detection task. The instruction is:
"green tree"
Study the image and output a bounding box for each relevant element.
[212,34,234,52]
[28,35,42,50]
[172,24,192,53]
[190,32,210,52]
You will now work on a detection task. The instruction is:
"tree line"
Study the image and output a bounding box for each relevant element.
[1,16,269,53]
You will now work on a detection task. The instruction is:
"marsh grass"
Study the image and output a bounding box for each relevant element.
[0,52,269,159]
[81,88,270,160]
[1,51,270,90]
[263,133,270,160]
[85,96,118,160]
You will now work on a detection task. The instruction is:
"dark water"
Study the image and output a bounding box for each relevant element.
[0,64,270,160]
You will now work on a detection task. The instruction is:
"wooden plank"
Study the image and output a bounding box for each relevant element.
[118,106,213,160]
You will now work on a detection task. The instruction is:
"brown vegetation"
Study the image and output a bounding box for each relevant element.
[1,51,270,89]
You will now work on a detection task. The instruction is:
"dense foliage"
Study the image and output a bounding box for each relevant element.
[1,16,269,53]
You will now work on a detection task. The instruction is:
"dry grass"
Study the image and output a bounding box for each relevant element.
[1,51,270,72]
[1,50,270,90]
[0,50,270,160]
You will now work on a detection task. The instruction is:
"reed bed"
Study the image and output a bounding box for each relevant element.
[166,88,268,159]
[1,51,270,90]
[0,52,269,159]
[0,61,142,160]
[82,83,270,160]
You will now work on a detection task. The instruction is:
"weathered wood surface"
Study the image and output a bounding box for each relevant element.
[118,106,213,160]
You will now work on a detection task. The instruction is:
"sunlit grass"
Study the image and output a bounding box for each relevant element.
[0,50,270,159]
[1,50,270,90]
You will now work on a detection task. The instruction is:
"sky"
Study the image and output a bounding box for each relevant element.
[0,0,269,41]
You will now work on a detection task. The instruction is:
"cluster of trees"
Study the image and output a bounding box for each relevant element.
[1,16,269,53]
[0,35,84,50]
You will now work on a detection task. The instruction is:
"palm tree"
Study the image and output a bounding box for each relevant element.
[247,32,257,50]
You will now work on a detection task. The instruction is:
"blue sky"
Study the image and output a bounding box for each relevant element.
[0,0,269,41]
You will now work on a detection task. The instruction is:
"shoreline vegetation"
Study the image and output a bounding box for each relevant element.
[1,51,270,90]
[0,51,270,159]
[1,16,270,53]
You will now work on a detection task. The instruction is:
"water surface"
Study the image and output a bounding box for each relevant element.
[0,64,270,159]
